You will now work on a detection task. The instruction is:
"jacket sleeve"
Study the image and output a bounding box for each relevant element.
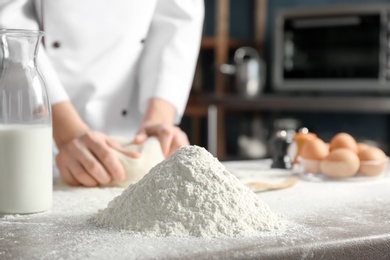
[137,0,204,124]
[0,0,69,105]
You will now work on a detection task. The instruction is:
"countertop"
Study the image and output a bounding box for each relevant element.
[1,159,390,260]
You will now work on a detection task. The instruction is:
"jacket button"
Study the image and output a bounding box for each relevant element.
[52,41,61,48]
[140,39,145,44]
[122,110,127,116]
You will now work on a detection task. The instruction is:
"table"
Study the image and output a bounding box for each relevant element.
[1,160,390,260]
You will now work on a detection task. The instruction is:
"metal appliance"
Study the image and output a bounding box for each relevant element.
[221,47,265,97]
[273,4,390,93]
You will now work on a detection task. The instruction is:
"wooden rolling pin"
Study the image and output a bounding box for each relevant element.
[245,176,299,192]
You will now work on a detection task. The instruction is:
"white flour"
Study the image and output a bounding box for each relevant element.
[92,146,282,237]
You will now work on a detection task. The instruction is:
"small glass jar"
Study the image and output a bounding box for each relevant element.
[0,29,52,214]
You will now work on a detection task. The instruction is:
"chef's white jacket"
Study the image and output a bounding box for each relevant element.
[0,0,204,138]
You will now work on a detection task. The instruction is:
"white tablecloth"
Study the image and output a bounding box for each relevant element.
[1,159,390,260]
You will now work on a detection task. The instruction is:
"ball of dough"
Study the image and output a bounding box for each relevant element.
[104,137,165,187]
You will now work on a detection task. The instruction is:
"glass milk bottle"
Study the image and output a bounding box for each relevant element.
[0,29,52,214]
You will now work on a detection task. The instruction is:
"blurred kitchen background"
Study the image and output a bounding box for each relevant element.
[180,0,390,160]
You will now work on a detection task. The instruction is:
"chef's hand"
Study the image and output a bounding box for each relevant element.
[56,131,139,187]
[133,123,190,157]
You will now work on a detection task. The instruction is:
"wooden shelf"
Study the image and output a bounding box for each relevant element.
[184,102,208,117]
[191,94,390,114]
[201,37,259,50]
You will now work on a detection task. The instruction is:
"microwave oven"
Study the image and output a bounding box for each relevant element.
[272,4,390,93]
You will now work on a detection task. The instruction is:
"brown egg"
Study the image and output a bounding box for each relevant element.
[358,147,387,176]
[300,138,329,174]
[301,138,329,160]
[329,132,358,153]
[320,148,360,179]
[292,131,317,163]
[357,143,370,154]
[325,142,330,151]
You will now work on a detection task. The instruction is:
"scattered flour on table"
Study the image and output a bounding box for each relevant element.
[91,146,282,237]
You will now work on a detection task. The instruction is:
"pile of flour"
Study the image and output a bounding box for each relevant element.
[91,146,282,237]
